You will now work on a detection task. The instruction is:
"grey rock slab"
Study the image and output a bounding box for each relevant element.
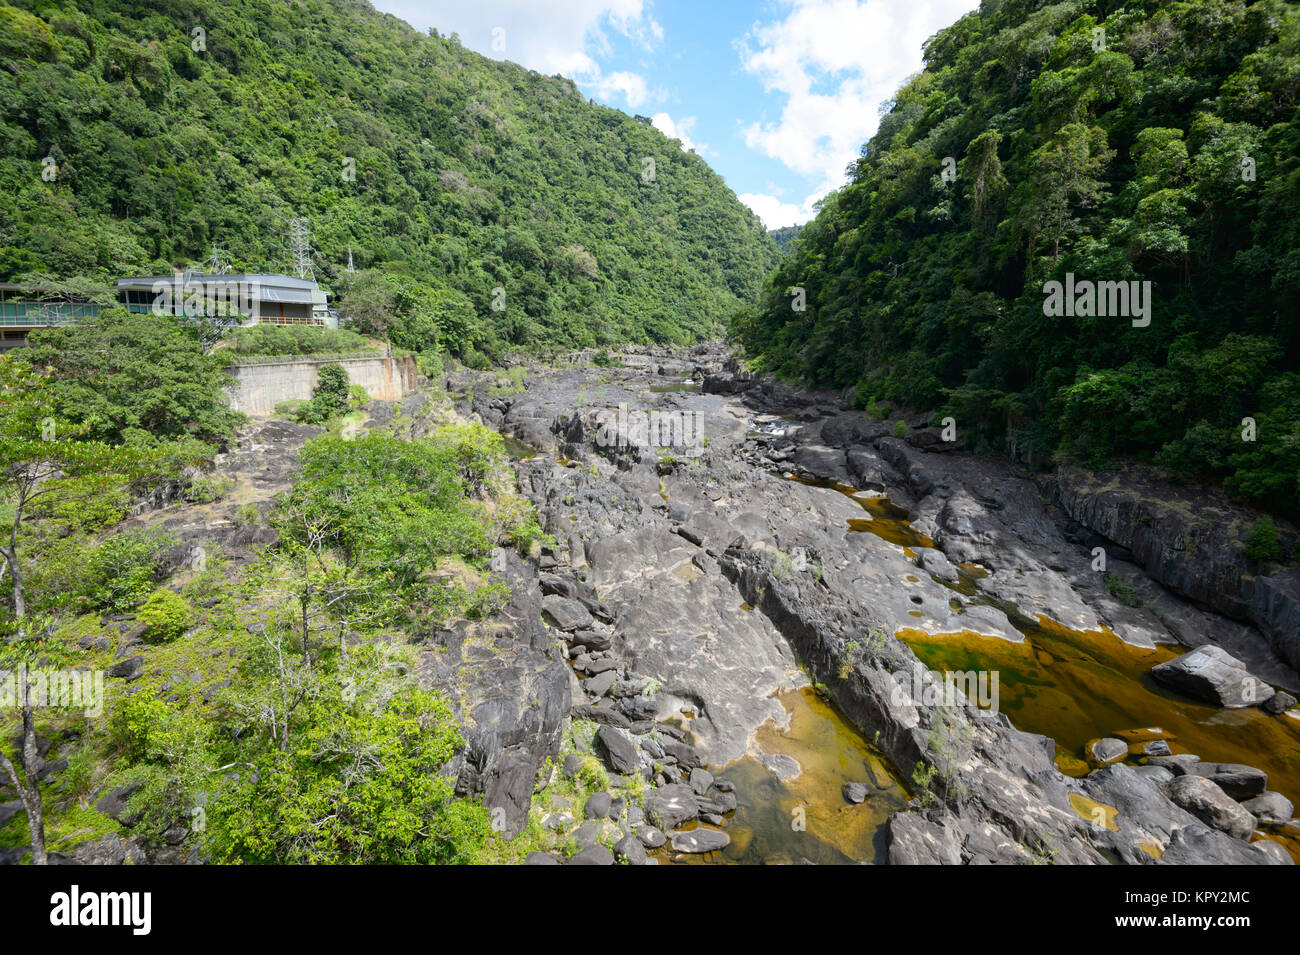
[541,595,594,632]
[1165,775,1256,840]
[1151,645,1275,709]
[669,828,730,853]
[566,844,615,865]
[1240,791,1293,823]
[596,726,639,775]
[644,783,698,830]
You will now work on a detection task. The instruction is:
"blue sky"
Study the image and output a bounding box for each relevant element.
[372,1,980,228]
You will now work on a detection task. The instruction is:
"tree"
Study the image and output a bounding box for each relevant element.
[0,667,47,864]
[0,2,777,356]
[0,357,165,864]
[734,0,1300,519]
[1012,123,1114,271]
[207,661,491,864]
[24,308,241,446]
[0,358,154,634]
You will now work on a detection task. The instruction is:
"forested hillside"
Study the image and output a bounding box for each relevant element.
[734,0,1299,516]
[0,0,776,359]
[769,225,803,254]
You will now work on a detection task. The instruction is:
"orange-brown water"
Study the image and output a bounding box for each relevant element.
[657,687,909,864]
[790,474,1300,859]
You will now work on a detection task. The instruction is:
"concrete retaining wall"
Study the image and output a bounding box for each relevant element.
[227,354,418,415]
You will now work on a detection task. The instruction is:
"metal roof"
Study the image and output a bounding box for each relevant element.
[115,273,323,305]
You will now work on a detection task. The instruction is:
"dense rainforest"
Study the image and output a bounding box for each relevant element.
[0,0,777,360]
[734,0,1300,517]
[768,225,803,254]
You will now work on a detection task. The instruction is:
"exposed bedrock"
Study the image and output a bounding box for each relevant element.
[1052,465,1300,671]
[416,549,570,839]
[441,345,1298,863]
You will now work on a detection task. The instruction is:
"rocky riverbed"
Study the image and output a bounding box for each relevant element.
[450,342,1300,864]
[40,343,1297,866]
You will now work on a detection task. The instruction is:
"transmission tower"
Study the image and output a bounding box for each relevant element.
[285,218,316,281]
[206,244,233,275]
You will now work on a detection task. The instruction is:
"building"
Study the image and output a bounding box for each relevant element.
[0,273,336,349]
[0,283,104,350]
[114,273,335,327]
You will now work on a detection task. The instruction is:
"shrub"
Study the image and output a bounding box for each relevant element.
[461,347,491,371]
[893,420,908,438]
[224,325,373,356]
[138,589,194,643]
[25,309,241,445]
[30,529,172,615]
[273,398,308,418]
[1244,516,1283,562]
[233,503,261,527]
[1104,572,1139,607]
[418,350,445,380]
[295,363,351,423]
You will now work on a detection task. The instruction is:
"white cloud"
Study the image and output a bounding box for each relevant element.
[592,71,654,108]
[738,0,979,200]
[738,191,820,229]
[652,112,705,153]
[374,1,662,108]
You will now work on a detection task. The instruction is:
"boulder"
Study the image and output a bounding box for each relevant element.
[1193,762,1268,800]
[71,834,148,866]
[1263,690,1297,716]
[566,844,615,865]
[583,792,612,820]
[1150,646,1274,709]
[1087,737,1128,767]
[669,828,730,853]
[107,656,144,682]
[660,739,702,770]
[688,768,714,795]
[584,671,617,698]
[636,824,666,848]
[94,783,143,827]
[1165,775,1256,840]
[644,783,698,830]
[1147,754,1200,775]
[569,629,613,651]
[613,834,647,865]
[842,782,870,804]
[541,595,594,632]
[0,800,24,826]
[595,727,638,775]
[1240,791,1294,824]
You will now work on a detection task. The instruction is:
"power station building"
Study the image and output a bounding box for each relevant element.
[0,273,335,348]
[114,273,335,327]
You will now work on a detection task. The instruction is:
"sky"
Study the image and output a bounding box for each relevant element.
[371,0,981,229]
